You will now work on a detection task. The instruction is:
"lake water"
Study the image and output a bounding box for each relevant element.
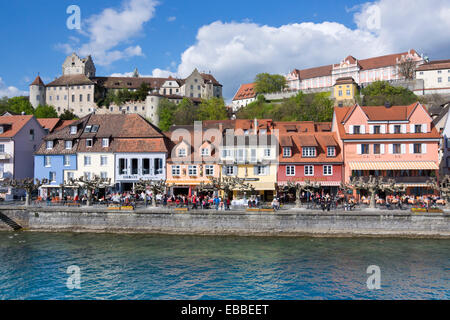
[0,231,448,300]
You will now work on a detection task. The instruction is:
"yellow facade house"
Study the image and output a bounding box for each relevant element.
[334,77,358,106]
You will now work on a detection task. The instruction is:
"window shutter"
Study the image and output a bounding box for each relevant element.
[388,144,393,154]
[422,144,427,154]
[380,144,385,154]
[233,166,238,176]
[410,124,415,133]
[422,124,427,133]
[409,144,414,154]
[357,144,362,154]
[369,125,374,134]
[349,125,354,134]
[401,144,406,154]
[389,125,394,133]
[402,125,407,134]
[360,125,366,134]
[222,166,227,175]
[380,125,386,134]
[253,166,258,175]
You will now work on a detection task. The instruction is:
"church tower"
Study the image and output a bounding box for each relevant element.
[29,75,46,108]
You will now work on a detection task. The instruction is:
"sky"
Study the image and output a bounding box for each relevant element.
[0,0,449,102]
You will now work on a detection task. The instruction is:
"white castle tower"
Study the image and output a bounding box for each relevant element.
[29,75,46,108]
[62,52,96,77]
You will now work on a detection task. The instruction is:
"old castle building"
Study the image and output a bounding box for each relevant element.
[29,53,223,125]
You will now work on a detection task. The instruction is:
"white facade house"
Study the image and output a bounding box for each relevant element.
[415,60,450,95]
[231,83,257,113]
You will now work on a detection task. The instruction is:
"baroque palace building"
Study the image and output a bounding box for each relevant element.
[29,53,223,125]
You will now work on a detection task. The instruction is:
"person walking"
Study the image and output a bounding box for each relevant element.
[214,196,220,211]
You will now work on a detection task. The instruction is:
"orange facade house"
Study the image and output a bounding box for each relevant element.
[333,102,441,195]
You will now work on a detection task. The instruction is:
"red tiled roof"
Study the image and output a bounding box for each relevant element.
[30,75,45,86]
[47,74,94,87]
[232,83,257,101]
[37,118,60,132]
[0,115,34,138]
[416,59,450,72]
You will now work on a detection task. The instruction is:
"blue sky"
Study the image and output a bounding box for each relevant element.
[0,0,449,100]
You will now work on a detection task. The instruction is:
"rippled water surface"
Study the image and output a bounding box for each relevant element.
[0,231,448,300]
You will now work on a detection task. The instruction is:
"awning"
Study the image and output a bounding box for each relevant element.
[278,181,341,187]
[348,161,438,171]
[166,180,201,186]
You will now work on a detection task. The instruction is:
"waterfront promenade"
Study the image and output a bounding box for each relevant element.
[0,205,449,238]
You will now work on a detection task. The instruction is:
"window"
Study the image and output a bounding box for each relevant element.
[86,139,93,147]
[393,144,401,154]
[84,172,91,180]
[304,165,314,176]
[141,159,150,175]
[67,172,74,180]
[286,165,295,176]
[346,90,351,96]
[256,166,267,175]
[222,149,232,158]
[64,155,70,166]
[84,156,91,166]
[414,144,422,154]
[46,141,53,149]
[283,147,292,158]
[91,125,99,133]
[201,148,210,156]
[438,77,442,83]
[415,124,422,133]
[72,95,75,102]
[373,126,381,134]
[84,126,92,133]
[119,159,128,175]
[172,165,181,176]
[100,156,108,166]
[65,140,72,149]
[327,146,336,157]
[87,94,91,102]
[237,149,245,162]
[302,147,316,157]
[0,144,4,153]
[130,159,138,175]
[178,148,186,157]
[29,129,35,141]
[188,165,198,176]
[70,126,77,134]
[361,144,369,154]
[374,144,381,154]
[100,172,107,179]
[44,156,51,167]
[260,129,267,135]
[154,158,163,175]
[264,149,271,157]
[225,166,234,176]
[102,138,109,148]
[205,165,214,176]
[79,94,83,102]
[353,125,360,134]
[338,90,343,96]
[323,165,333,176]
[49,172,56,182]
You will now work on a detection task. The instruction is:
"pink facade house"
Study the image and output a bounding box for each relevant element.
[332,102,440,195]
[0,115,46,200]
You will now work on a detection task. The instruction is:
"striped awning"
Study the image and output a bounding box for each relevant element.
[348,161,438,171]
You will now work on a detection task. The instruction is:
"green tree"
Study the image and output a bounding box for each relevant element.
[361,81,418,106]
[6,96,34,115]
[59,109,78,120]
[197,97,228,121]
[236,95,275,119]
[254,73,287,94]
[34,105,58,118]
[157,99,177,131]
[135,83,151,101]
[173,98,198,125]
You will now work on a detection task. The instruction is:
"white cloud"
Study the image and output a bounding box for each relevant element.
[0,77,28,98]
[165,0,450,100]
[57,0,158,66]
[110,68,175,78]
[167,16,176,22]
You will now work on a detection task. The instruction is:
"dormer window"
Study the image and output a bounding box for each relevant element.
[70,126,77,134]
[414,124,422,133]
[91,125,99,133]
[46,141,53,150]
[327,146,336,157]
[178,148,186,157]
[86,139,93,148]
[353,126,361,134]
[102,138,109,148]
[201,148,210,156]
[302,147,316,158]
[0,127,3,134]
[283,147,292,158]
[260,129,267,135]
[84,126,92,133]
[65,140,72,150]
